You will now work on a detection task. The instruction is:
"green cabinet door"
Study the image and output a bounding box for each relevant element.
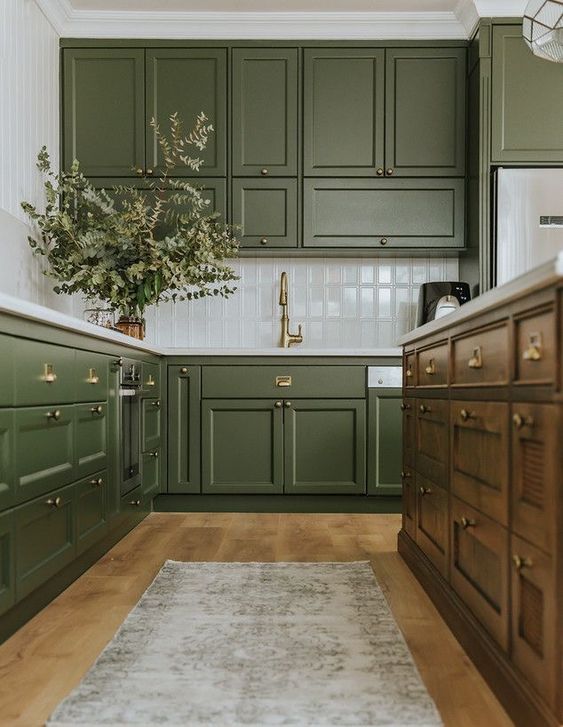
[75,471,108,555]
[0,410,14,512]
[142,449,161,500]
[232,178,298,248]
[284,399,366,494]
[202,400,284,494]
[14,405,75,504]
[15,483,75,600]
[0,335,15,406]
[304,178,465,249]
[106,364,121,522]
[492,25,563,163]
[304,49,385,176]
[367,389,402,496]
[232,48,298,176]
[75,402,108,479]
[0,510,15,617]
[385,48,466,176]
[63,49,145,176]
[146,49,227,176]
[14,340,76,406]
[142,398,162,452]
[167,366,201,494]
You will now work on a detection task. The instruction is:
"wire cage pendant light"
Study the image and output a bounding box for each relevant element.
[523,0,563,62]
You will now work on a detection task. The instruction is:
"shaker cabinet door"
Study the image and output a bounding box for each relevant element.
[167,366,201,494]
[367,389,402,496]
[232,178,298,248]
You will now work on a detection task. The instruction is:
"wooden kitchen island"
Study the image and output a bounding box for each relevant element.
[397,257,563,727]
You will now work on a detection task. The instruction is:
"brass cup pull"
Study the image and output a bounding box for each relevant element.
[149,451,159,458]
[42,363,57,383]
[401,471,411,479]
[513,413,534,429]
[91,405,103,415]
[424,359,436,376]
[380,237,388,246]
[152,400,161,408]
[130,499,141,507]
[461,516,476,529]
[386,168,394,176]
[180,367,188,375]
[419,404,431,414]
[468,346,483,369]
[46,409,61,421]
[274,401,283,408]
[419,486,431,496]
[260,237,268,245]
[376,167,384,176]
[90,477,103,487]
[400,403,410,411]
[512,554,533,571]
[261,168,269,176]
[46,496,62,508]
[87,368,99,385]
[460,409,474,422]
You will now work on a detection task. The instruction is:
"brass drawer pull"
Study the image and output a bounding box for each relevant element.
[400,402,411,411]
[419,486,431,496]
[401,471,411,479]
[130,499,141,507]
[419,404,431,414]
[149,451,159,458]
[90,477,103,487]
[460,409,475,422]
[276,376,292,388]
[467,346,483,369]
[424,359,436,376]
[180,367,188,375]
[261,168,269,176]
[512,554,533,571]
[512,413,534,429]
[461,516,476,529]
[274,401,283,408]
[522,332,542,361]
[46,409,61,421]
[42,363,57,383]
[46,496,62,508]
[152,400,161,408]
[146,375,156,387]
[87,368,99,385]
[91,405,103,415]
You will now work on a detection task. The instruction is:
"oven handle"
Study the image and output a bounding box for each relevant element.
[119,388,140,397]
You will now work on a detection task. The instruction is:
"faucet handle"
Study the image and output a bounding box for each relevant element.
[297,324,302,337]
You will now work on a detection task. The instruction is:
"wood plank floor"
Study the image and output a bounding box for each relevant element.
[0,513,513,726]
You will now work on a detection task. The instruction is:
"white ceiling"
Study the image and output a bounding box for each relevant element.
[35,0,528,39]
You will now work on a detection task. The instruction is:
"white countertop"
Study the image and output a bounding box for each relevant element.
[398,254,563,347]
[0,292,401,358]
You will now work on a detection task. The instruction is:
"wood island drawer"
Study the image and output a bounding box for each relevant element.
[452,323,509,386]
[451,401,509,525]
[451,497,509,650]
[404,351,415,388]
[402,398,416,468]
[416,398,449,488]
[417,342,448,386]
[202,366,365,399]
[416,474,449,578]
[14,340,76,406]
[401,465,416,540]
[514,307,556,385]
[75,350,109,402]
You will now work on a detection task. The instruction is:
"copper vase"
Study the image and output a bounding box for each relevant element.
[115,316,145,340]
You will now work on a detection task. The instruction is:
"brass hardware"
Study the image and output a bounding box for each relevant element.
[419,486,431,496]
[260,237,268,245]
[522,332,542,361]
[513,412,534,429]
[180,367,188,375]
[512,554,533,571]
[460,409,474,422]
[261,168,269,175]
[386,168,394,176]
[376,167,384,176]
[90,405,103,415]
[424,359,436,376]
[405,368,413,378]
[146,374,156,387]
[90,477,103,487]
[149,451,159,458]
[274,401,283,408]
[87,368,99,385]
[400,403,411,411]
[461,516,476,529]
[152,400,161,408]
[42,363,57,383]
[46,409,61,421]
[401,471,411,479]
[115,357,123,368]
[419,404,431,414]
[275,375,292,388]
[284,401,292,408]
[146,168,154,175]
[135,168,144,176]
[130,499,141,507]
[279,272,303,348]
[46,496,62,508]
[380,237,388,246]
[468,346,483,369]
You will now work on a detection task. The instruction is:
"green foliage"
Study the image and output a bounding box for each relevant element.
[22,112,239,317]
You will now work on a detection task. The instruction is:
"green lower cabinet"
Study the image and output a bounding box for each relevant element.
[142,398,162,452]
[75,470,108,555]
[0,410,14,511]
[15,483,75,600]
[0,510,15,617]
[232,178,298,249]
[284,399,366,494]
[75,402,108,479]
[14,340,76,407]
[0,334,15,406]
[14,405,75,505]
[75,351,110,403]
[202,399,284,494]
[120,484,147,512]
[167,366,201,494]
[367,389,403,496]
[142,449,161,500]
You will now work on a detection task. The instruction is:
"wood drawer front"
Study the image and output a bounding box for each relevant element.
[404,352,415,388]
[451,401,509,525]
[14,405,75,505]
[401,465,416,540]
[416,398,449,488]
[202,366,365,399]
[142,362,161,395]
[14,340,76,406]
[15,483,75,600]
[452,323,509,386]
[417,343,448,386]
[75,350,109,403]
[142,449,161,500]
[76,402,108,479]
[75,470,108,556]
[416,475,449,578]
[0,510,15,617]
[511,535,558,709]
[402,398,416,468]
[142,398,162,452]
[450,497,509,650]
[511,403,557,553]
[514,308,555,385]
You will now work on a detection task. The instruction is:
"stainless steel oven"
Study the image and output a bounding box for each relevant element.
[119,357,142,496]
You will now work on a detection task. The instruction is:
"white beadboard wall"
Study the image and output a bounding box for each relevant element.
[143,256,459,349]
[0,0,63,310]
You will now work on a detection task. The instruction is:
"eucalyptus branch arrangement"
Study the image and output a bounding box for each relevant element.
[22,112,239,332]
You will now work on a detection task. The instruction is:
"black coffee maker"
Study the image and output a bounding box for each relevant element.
[416,282,471,327]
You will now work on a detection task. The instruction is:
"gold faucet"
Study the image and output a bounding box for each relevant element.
[279,271,303,348]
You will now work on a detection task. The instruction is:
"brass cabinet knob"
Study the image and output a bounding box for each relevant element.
[419,404,430,414]
[376,167,384,176]
[400,402,410,411]
[419,486,431,496]
[149,450,159,458]
[380,238,388,246]
[135,168,144,176]
[401,471,411,479]
[386,168,394,176]
[90,477,103,487]
[130,499,141,507]
[405,368,413,378]
[512,554,533,571]
[284,401,292,408]
[260,237,268,245]
[261,168,269,175]
[461,516,476,529]
[153,400,161,408]
[146,168,154,176]
[513,413,534,429]
[180,367,188,375]
[115,357,123,368]
[460,409,474,422]
[46,496,62,508]
[46,409,61,421]
[274,401,283,408]
[91,405,103,415]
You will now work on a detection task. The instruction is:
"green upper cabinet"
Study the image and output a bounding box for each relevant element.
[63,49,145,176]
[146,49,227,176]
[232,48,298,176]
[304,49,385,176]
[492,25,563,163]
[232,178,298,248]
[385,48,466,176]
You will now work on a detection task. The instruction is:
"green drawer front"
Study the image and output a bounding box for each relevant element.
[0,335,15,406]
[0,410,14,512]
[15,483,75,600]
[75,470,108,555]
[14,340,76,406]
[142,398,162,451]
[232,178,298,248]
[303,178,465,249]
[142,362,161,395]
[14,405,75,504]
[76,402,108,479]
[202,365,366,399]
[0,510,15,617]
[120,484,147,512]
[75,350,110,402]
[142,449,160,499]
